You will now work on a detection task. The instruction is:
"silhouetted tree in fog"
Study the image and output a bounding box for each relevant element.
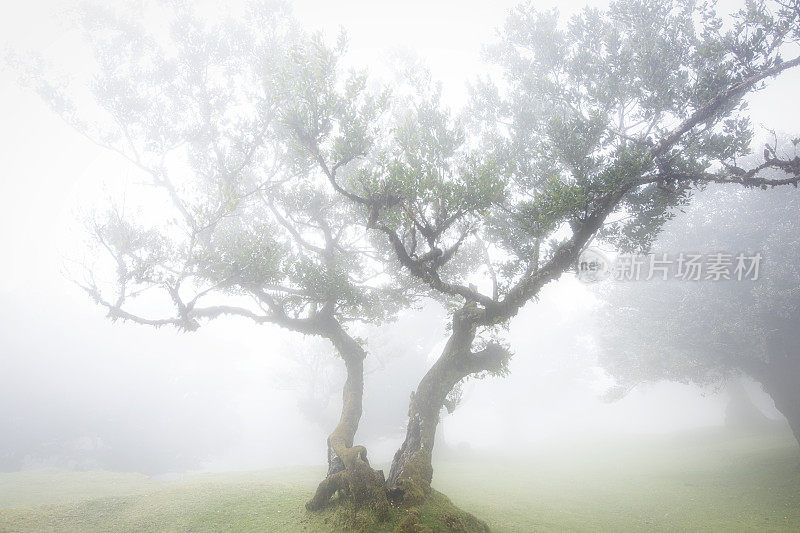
[598,186,800,446]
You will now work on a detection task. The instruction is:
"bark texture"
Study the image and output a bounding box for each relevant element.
[305,321,388,517]
[387,303,511,504]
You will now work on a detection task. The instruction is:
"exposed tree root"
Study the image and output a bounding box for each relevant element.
[306,444,389,521]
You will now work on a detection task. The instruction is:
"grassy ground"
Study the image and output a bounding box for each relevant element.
[0,428,798,532]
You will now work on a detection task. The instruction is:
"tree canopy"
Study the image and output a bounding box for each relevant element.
[597,184,800,442]
[25,1,409,514]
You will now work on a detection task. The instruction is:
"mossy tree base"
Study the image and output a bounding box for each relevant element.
[305,452,389,519]
[307,489,490,532]
[389,449,434,506]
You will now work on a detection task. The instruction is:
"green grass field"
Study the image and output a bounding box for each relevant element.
[1,428,799,532]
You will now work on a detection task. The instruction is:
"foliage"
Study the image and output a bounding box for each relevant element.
[324,0,800,343]
[27,2,405,336]
[25,0,800,384]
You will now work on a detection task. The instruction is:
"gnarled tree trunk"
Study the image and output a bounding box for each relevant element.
[759,351,800,449]
[305,322,388,517]
[387,303,510,504]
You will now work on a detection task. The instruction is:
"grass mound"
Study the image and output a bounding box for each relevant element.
[311,489,489,532]
[393,490,490,532]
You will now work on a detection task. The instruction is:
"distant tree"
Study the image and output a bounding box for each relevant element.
[725,379,774,431]
[597,185,800,446]
[270,337,342,431]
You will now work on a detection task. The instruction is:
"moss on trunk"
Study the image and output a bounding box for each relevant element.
[309,488,490,532]
[387,304,511,504]
[305,320,390,518]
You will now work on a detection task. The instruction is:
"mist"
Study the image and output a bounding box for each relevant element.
[2,1,800,531]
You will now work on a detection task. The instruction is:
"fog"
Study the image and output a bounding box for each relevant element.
[0,0,796,485]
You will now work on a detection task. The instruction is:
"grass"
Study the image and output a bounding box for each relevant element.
[435,428,800,531]
[0,428,798,532]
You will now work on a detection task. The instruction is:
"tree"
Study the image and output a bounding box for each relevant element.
[23,0,800,524]
[319,0,800,504]
[597,185,800,446]
[23,2,404,516]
